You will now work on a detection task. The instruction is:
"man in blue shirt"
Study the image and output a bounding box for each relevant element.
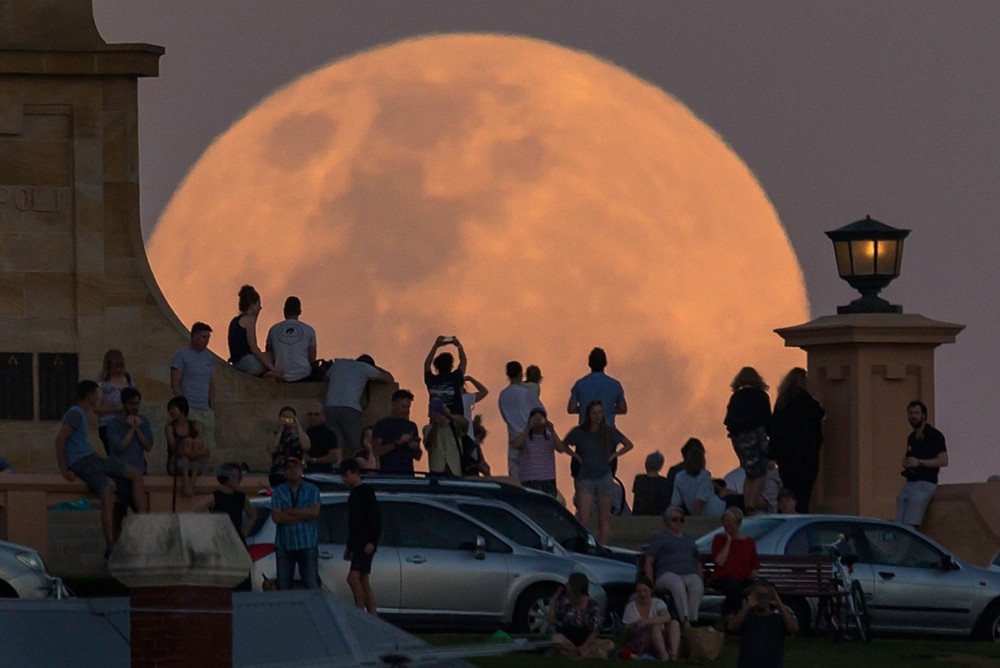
[55,381,147,559]
[567,347,628,427]
[271,457,321,589]
[106,386,154,540]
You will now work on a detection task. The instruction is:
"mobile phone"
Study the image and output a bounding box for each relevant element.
[281,416,295,426]
[441,336,454,344]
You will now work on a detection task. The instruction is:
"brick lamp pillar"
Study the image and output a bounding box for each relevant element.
[108,514,252,668]
[775,313,963,518]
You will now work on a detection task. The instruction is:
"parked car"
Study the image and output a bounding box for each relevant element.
[695,515,1000,641]
[0,539,71,600]
[430,494,639,621]
[990,548,1000,573]
[246,492,607,632]
[303,473,638,564]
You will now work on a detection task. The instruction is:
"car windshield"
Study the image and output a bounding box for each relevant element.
[457,503,545,550]
[500,493,594,552]
[695,516,784,551]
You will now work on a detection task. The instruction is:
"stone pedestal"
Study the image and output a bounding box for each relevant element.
[775,313,963,518]
[108,513,251,668]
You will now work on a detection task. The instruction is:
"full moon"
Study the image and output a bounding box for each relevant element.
[148,34,808,497]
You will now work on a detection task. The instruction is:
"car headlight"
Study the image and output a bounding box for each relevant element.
[16,552,44,571]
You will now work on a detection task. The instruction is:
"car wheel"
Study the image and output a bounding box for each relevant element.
[513,584,557,634]
[0,581,18,598]
[977,600,1000,642]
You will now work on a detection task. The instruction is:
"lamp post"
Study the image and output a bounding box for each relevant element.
[825,215,910,314]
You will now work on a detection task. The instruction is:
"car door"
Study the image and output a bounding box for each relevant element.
[387,501,512,622]
[782,519,876,608]
[856,523,974,632]
[317,501,401,611]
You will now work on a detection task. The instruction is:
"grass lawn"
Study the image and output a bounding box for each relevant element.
[423,634,1000,667]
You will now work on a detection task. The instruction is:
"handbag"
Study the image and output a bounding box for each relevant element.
[681,625,724,661]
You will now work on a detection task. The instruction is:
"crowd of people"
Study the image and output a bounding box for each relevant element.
[48,283,951,657]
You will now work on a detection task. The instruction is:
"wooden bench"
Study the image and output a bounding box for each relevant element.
[700,554,844,599]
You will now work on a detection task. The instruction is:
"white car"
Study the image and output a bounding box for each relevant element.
[0,540,71,600]
[247,492,607,632]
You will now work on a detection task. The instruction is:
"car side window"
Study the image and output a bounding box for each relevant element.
[389,502,511,553]
[318,502,349,545]
[458,504,544,550]
[860,526,943,569]
[785,521,860,557]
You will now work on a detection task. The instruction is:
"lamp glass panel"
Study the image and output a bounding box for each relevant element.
[851,239,876,275]
[834,241,853,277]
[875,240,899,275]
[894,239,905,274]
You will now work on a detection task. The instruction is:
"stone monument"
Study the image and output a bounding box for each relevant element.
[0,0,390,475]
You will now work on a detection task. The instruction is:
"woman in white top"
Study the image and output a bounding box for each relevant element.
[622,575,680,661]
[671,447,726,517]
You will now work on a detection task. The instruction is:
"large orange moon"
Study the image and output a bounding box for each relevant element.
[147,34,808,499]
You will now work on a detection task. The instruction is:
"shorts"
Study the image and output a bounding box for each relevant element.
[233,354,263,376]
[896,480,937,526]
[69,454,127,495]
[574,472,615,498]
[350,547,375,575]
[324,406,364,457]
[187,406,216,452]
[731,426,769,478]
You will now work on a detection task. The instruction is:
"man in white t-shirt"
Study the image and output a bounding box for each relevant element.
[265,296,317,382]
[497,361,543,481]
[325,355,393,457]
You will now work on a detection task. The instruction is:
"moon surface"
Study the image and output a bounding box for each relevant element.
[147,34,808,496]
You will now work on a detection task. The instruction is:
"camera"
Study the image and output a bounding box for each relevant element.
[281,416,295,426]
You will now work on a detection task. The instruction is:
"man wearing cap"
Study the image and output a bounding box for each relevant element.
[423,398,468,476]
[325,354,393,458]
[270,457,321,589]
[265,296,318,382]
[372,390,422,475]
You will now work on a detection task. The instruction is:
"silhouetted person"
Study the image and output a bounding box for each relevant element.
[341,458,380,615]
[56,381,147,559]
[769,367,825,513]
[170,321,216,449]
[896,400,948,528]
[228,284,283,379]
[265,296,317,382]
[567,347,627,427]
[324,354,392,459]
[724,367,771,515]
[498,360,543,480]
[372,390,422,475]
[424,335,467,416]
[729,580,798,668]
[632,451,671,517]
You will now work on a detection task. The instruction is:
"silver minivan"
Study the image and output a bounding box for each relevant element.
[247,492,607,631]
